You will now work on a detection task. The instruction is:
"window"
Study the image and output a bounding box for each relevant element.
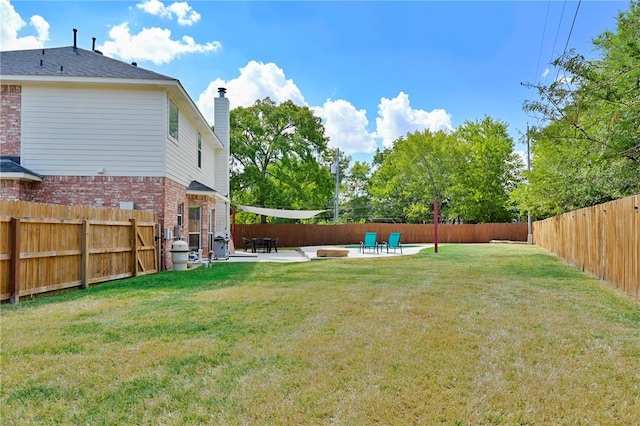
[169,98,179,140]
[197,132,202,168]
[177,203,184,226]
[188,206,201,251]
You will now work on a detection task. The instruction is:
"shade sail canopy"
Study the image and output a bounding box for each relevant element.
[235,204,328,220]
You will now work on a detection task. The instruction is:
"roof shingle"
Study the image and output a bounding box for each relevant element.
[0,46,175,81]
[0,158,43,178]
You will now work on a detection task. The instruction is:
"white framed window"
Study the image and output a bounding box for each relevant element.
[169,98,179,141]
[197,132,202,168]
[188,206,201,251]
[177,203,184,226]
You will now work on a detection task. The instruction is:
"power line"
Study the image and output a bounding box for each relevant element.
[555,0,582,81]
[546,0,567,83]
[535,0,552,83]
[562,0,583,56]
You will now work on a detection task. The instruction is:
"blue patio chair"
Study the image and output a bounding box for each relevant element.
[381,232,402,254]
[359,232,379,253]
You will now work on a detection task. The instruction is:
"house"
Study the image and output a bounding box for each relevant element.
[0,33,230,270]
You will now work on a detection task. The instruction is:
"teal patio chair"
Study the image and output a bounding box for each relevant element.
[381,232,402,254]
[359,232,379,253]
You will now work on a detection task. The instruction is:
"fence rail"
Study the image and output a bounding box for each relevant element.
[534,195,639,299]
[0,200,159,303]
[233,222,528,248]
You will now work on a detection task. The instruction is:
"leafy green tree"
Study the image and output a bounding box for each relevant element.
[229,98,334,223]
[369,120,521,224]
[341,160,373,222]
[448,117,522,223]
[368,147,408,222]
[518,1,639,217]
[369,130,460,223]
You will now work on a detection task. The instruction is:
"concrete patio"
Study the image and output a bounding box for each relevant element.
[210,243,433,263]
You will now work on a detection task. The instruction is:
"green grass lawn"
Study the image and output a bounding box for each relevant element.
[1,244,639,425]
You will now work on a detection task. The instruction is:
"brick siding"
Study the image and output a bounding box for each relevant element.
[3,172,219,270]
[162,182,218,267]
[162,178,187,269]
[187,195,217,258]
[0,85,22,156]
[31,176,165,212]
[0,180,38,201]
[28,175,180,269]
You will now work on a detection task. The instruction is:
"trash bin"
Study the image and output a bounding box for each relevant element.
[213,234,230,260]
[171,240,189,271]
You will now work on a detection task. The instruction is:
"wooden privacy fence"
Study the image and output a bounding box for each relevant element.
[0,200,159,303]
[233,222,528,248]
[534,195,639,299]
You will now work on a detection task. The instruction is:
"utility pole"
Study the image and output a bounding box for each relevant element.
[527,124,533,244]
[333,149,340,222]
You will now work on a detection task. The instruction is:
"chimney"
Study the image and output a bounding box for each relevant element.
[92,37,96,51]
[73,28,78,52]
[214,87,230,207]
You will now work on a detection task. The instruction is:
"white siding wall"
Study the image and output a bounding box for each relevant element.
[195,134,219,187]
[21,85,165,176]
[165,95,220,190]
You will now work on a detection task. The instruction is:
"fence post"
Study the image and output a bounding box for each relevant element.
[81,219,89,289]
[10,217,21,304]
[131,218,138,277]
[155,222,161,272]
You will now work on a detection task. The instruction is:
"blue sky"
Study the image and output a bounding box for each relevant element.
[1,0,629,164]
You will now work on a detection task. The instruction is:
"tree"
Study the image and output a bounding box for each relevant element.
[368,120,521,224]
[448,117,522,223]
[341,160,373,222]
[230,98,334,223]
[369,130,460,223]
[518,1,640,217]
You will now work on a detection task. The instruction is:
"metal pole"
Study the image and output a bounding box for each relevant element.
[231,206,236,240]
[527,125,533,244]
[434,199,439,254]
[334,149,340,222]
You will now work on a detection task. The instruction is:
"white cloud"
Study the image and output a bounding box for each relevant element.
[0,0,49,51]
[196,62,376,154]
[196,60,306,121]
[98,22,220,65]
[195,64,452,156]
[136,0,201,26]
[541,67,550,79]
[312,100,377,154]
[375,92,452,148]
